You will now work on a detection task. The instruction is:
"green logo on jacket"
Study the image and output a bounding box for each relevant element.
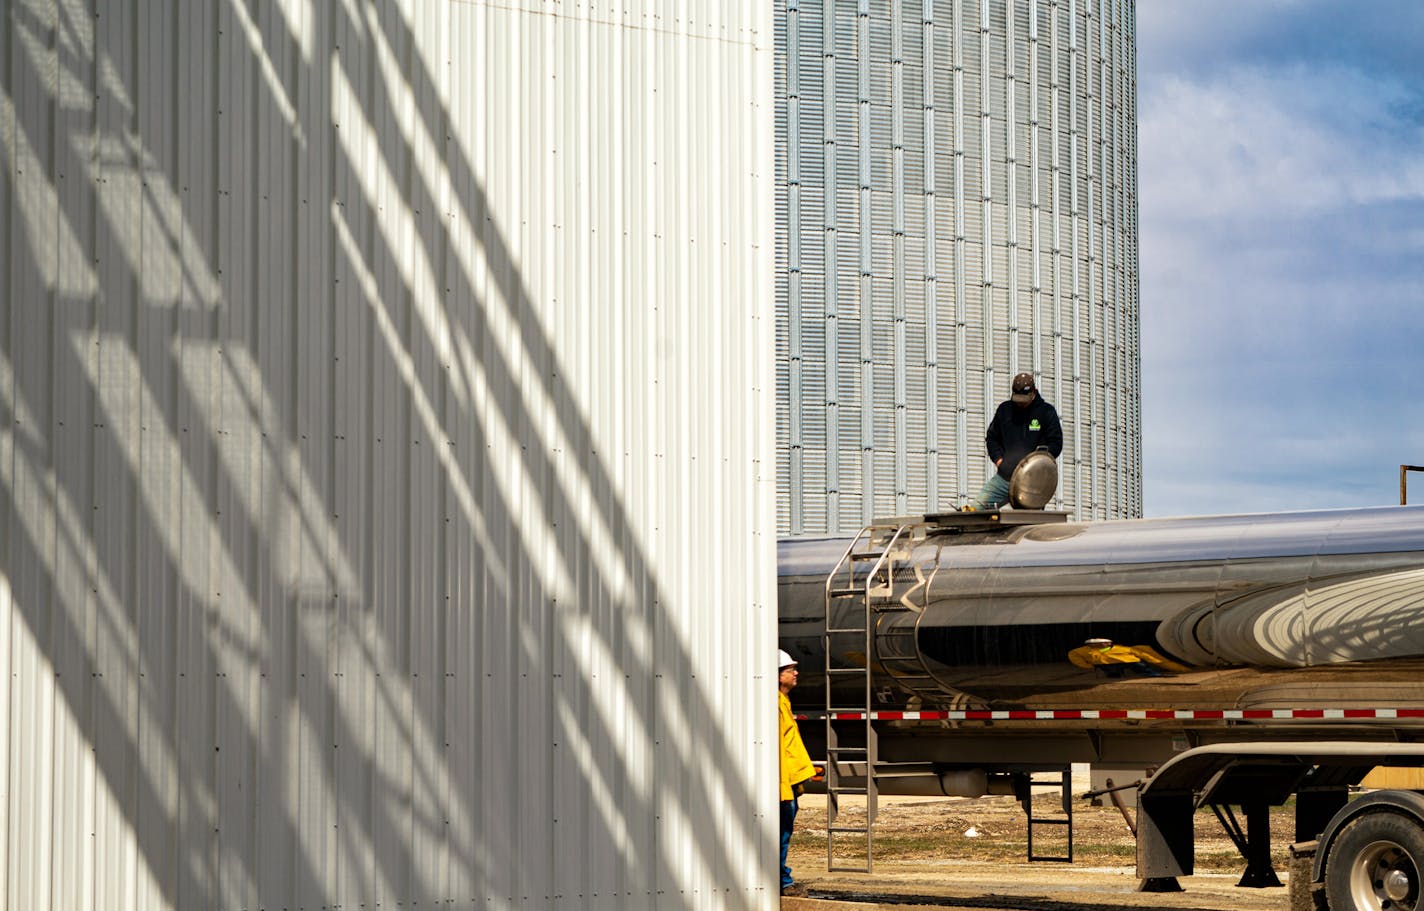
[1029,419,1041,431]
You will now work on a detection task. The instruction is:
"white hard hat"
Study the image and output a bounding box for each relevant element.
[778,649,798,669]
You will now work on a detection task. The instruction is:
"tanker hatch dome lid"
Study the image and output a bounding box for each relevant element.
[1009,450,1059,509]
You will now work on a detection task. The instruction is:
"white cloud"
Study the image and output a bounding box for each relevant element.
[1141,66,1424,222]
[1135,4,1424,519]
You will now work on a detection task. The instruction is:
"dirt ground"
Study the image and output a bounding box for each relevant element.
[782,791,1302,911]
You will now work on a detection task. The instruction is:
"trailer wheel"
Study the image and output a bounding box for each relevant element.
[1325,811,1424,911]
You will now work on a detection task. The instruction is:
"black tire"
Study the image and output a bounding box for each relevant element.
[1326,811,1424,911]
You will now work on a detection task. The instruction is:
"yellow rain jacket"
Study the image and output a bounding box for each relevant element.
[779,692,816,801]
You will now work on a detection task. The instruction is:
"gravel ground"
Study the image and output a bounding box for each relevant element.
[781,793,1301,911]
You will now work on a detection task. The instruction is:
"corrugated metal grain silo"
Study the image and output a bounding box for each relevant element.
[0,1,778,908]
[775,0,1142,533]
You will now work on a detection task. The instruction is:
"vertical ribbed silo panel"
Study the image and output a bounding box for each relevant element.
[1122,0,1141,517]
[340,1,392,901]
[800,0,827,533]
[1108,1,1120,517]
[89,2,140,900]
[823,0,841,531]
[489,3,534,894]
[1129,15,1139,516]
[1045,0,1066,508]
[973,0,990,412]
[410,4,450,899]
[1094,0,1108,519]
[91,5,135,909]
[1080,0,1095,517]
[1126,0,1143,515]
[181,3,224,906]
[1057,0,1070,507]
[1080,0,1096,518]
[856,0,873,524]
[1065,0,1083,517]
[0,0,9,891]
[786,0,805,534]
[134,6,185,905]
[332,1,377,903]
[950,0,969,501]
[1001,0,1020,381]
[441,1,485,900]
[897,0,922,509]
[48,0,97,905]
[424,5,458,888]
[839,1,861,530]
[0,0,10,897]
[7,1,58,896]
[1027,0,1046,448]
[921,1,939,509]
[1097,0,1112,516]
[891,0,907,516]
[1107,0,1124,517]
[237,0,301,899]
[217,0,260,902]
[6,9,60,905]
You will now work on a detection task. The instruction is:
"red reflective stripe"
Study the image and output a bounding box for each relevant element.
[796,707,1424,721]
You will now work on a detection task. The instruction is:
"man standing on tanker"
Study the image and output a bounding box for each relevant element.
[964,371,1063,511]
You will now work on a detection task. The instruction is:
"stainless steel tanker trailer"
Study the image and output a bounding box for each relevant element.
[778,505,1424,910]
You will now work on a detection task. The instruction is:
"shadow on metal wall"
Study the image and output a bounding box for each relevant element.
[1,0,767,906]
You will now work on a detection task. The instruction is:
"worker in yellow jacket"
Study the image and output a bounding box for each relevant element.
[779,649,818,896]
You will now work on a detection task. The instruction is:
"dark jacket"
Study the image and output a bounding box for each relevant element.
[986,395,1063,480]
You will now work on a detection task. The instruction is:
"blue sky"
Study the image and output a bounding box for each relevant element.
[1136,1,1424,517]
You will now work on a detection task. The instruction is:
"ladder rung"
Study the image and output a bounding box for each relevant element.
[828,826,873,834]
[826,667,868,675]
[826,626,870,635]
[828,587,864,598]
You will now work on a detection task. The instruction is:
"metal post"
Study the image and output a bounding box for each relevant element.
[1402,465,1424,505]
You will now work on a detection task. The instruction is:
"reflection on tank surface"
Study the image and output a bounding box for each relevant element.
[779,506,1424,713]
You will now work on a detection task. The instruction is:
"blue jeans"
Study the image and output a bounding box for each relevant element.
[780,797,798,888]
[967,472,1011,510]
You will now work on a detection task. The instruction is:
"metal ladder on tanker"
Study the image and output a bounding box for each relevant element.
[1023,769,1074,862]
[822,521,925,873]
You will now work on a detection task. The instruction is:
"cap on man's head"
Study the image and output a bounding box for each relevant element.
[778,649,798,670]
[1011,372,1037,404]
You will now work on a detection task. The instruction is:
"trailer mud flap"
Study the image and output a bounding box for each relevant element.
[1137,790,1192,892]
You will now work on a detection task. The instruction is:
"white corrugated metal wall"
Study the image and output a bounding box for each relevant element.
[775,0,1141,533]
[0,1,778,908]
